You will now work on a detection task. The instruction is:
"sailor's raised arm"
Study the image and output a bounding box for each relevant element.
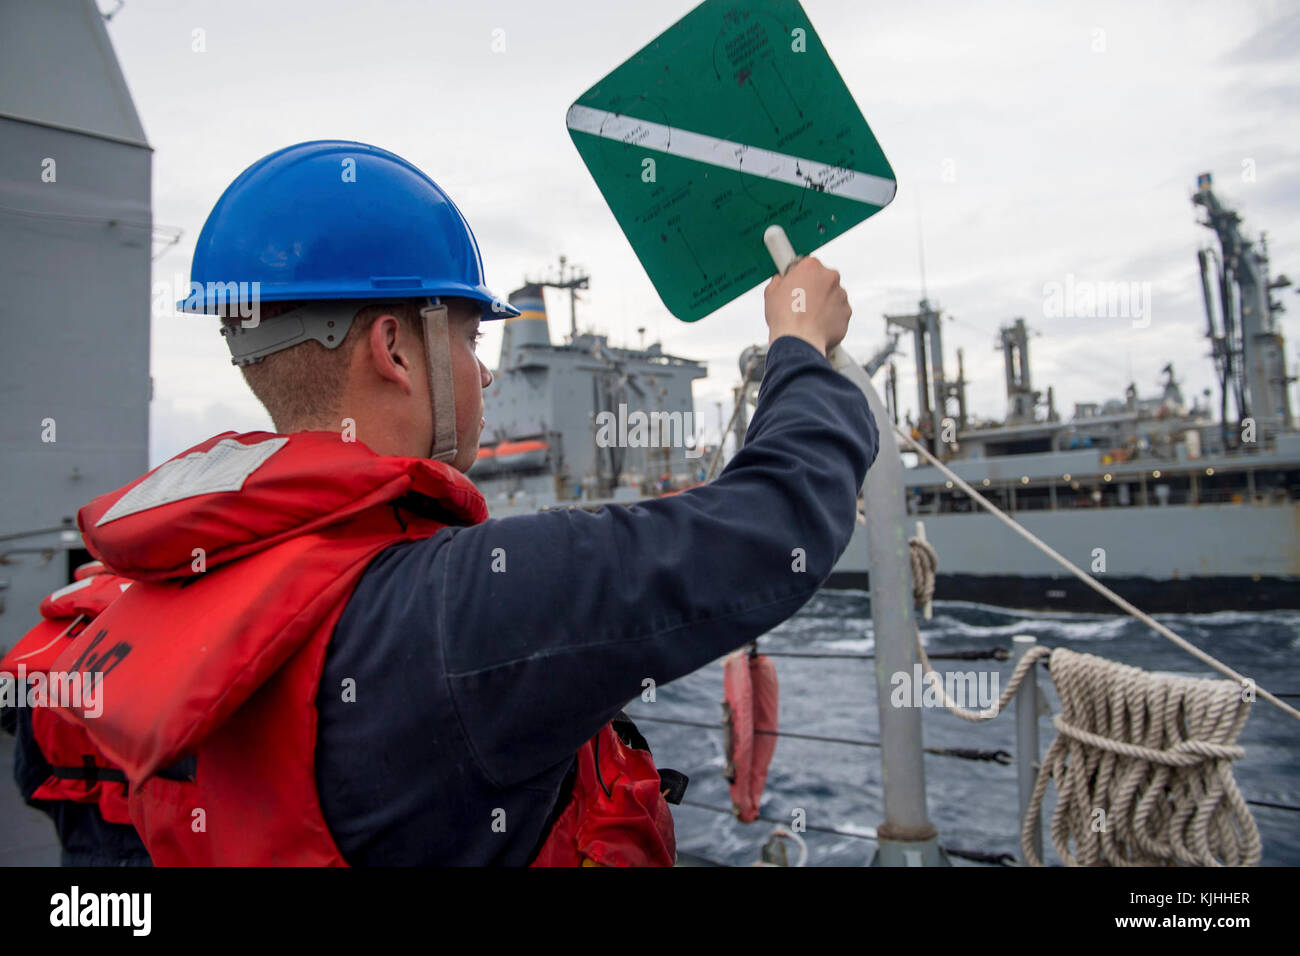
[432,322,878,787]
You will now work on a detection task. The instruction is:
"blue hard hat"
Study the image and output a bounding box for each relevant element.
[178,140,520,318]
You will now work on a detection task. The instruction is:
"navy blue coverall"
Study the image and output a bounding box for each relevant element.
[315,334,879,864]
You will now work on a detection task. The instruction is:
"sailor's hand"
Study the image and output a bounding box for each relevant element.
[763,256,851,357]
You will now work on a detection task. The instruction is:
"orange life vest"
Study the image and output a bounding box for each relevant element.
[0,563,135,823]
[49,431,679,865]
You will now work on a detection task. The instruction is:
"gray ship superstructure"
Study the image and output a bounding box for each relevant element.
[473,266,708,509]
[827,173,1298,610]
[0,0,152,654]
[480,177,1297,613]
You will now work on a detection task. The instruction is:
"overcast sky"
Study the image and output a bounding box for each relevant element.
[96,0,1300,467]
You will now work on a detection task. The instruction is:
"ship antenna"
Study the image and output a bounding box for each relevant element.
[916,190,929,301]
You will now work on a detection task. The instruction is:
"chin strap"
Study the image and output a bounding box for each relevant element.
[420,299,458,464]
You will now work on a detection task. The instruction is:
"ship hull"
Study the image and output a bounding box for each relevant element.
[831,501,1300,613]
[825,569,1299,613]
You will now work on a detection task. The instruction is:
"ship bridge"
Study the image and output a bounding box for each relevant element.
[473,282,707,503]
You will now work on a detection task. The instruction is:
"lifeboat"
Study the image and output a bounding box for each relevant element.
[472,439,549,476]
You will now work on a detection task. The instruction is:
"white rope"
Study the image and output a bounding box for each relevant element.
[908,535,1047,721]
[894,425,1299,722]
[904,537,1261,866]
[915,626,1050,722]
[1020,648,1260,867]
[908,535,937,613]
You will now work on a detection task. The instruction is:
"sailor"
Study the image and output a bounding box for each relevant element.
[48,139,877,865]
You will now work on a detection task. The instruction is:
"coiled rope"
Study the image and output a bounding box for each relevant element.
[1021,649,1260,867]
[908,535,938,611]
[906,537,1261,866]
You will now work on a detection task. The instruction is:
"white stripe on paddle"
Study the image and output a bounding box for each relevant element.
[566,104,896,208]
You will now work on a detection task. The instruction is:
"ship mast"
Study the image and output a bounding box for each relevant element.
[885,300,967,453]
[1193,172,1294,444]
[998,318,1038,425]
[526,255,590,343]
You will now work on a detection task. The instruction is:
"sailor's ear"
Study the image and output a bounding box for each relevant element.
[365,312,417,393]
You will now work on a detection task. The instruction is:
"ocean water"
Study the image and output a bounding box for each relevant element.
[627,593,1300,867]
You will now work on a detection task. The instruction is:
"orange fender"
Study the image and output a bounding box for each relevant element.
[722,650,779,822]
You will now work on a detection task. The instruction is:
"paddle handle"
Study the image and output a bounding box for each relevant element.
[763,225,803,276]
[763,224,852,370]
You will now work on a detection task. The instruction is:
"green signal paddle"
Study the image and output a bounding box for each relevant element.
[566,0,897,322]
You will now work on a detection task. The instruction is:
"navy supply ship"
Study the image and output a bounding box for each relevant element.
[476,179,1297,613]
[472,260,709,510]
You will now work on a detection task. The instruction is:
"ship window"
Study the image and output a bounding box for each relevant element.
[984,438,1053,456]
